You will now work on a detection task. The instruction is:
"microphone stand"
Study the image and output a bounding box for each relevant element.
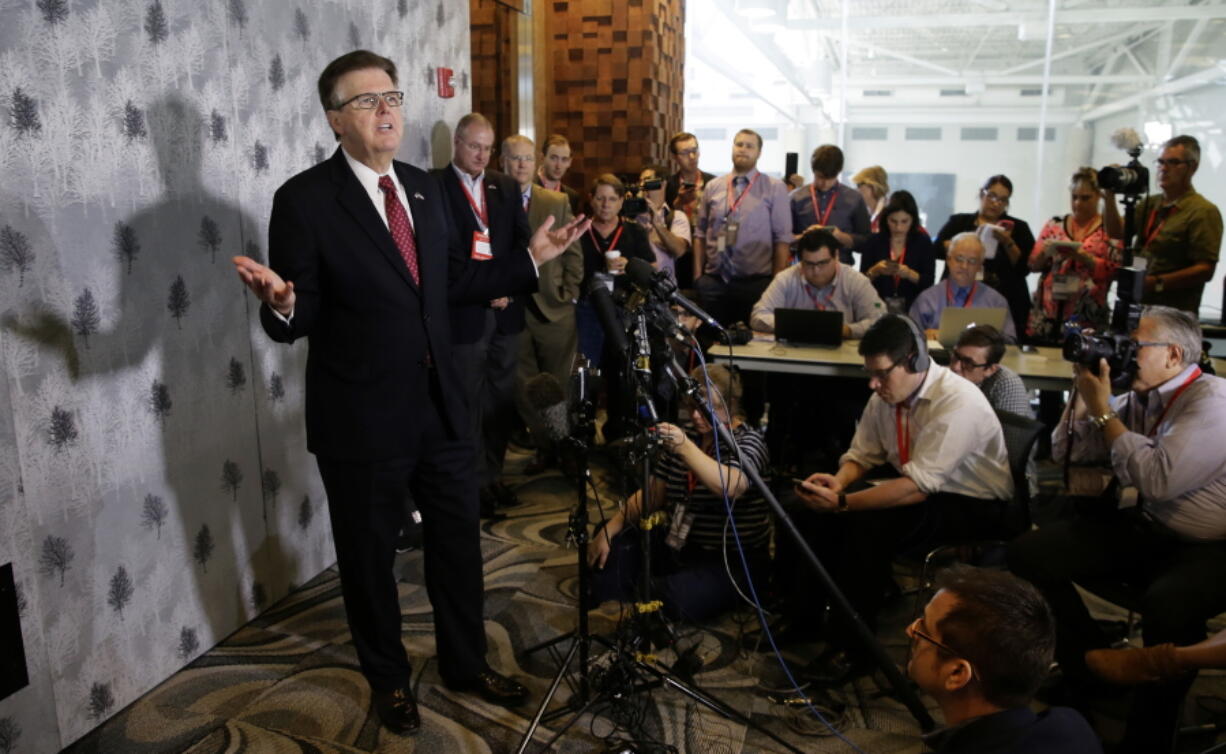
[517,326,804,754]
[676,340,936,733]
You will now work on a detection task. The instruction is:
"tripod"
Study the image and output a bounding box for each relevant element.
[517,333,803,753]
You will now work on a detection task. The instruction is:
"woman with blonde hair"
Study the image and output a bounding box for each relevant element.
[853,165,889,232]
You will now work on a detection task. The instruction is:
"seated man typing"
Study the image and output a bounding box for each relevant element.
[910,232,1017,343]
[788,314,1012,683]
[750,227,885,337]
[1008,305,1226,753]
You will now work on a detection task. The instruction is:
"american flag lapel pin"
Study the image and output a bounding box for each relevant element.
[413,192,425,201]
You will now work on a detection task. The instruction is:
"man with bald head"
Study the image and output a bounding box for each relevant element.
[910,232,1017,343]
[432,113,535,515]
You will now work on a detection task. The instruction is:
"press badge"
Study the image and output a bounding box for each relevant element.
[471,230,492,260]
[1051,274,1079,301]
[720,220,739,253]
[665,503,695,550]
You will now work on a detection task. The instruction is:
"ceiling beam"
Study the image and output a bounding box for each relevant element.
[690,51,802,125]
[1165,18,1208,80]
[787,5,1226,31]
[995,24,1160,75]
[706,0,819,107]
[1078,63,1226,123]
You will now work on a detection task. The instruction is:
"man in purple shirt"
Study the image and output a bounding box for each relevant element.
[790,145,870,265]
[910,232,1017,343]
[693,128,793,329]
[1009,306,1226,753]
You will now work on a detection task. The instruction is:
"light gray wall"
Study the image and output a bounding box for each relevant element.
[0,1,471,750]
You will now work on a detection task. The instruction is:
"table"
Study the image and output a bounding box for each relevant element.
[709,338,1226,392]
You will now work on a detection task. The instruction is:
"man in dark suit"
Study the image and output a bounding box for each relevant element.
[231,50,588,736]
[432,114,529,514]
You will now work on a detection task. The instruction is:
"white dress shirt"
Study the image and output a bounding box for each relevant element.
[841,363,1014,501]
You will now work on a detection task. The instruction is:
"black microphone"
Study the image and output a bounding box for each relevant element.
[523,372,570,442]
[587,278,630,354]
[624,257,724,332]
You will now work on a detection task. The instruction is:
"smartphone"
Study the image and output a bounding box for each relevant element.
[998,219,1014,232]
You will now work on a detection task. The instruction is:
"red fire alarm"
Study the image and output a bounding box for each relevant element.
[437,67,455,98]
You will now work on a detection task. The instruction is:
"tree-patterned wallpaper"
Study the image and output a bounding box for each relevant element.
[0,1,471,750]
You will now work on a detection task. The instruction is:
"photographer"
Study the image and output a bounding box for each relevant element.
[1026,167,1122,343]
[586,364,771,623]
[1008,306,1226,753]
[1103,135,1222,315]
[633,165,691,282]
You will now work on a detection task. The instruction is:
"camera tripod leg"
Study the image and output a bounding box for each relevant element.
[515,637,583,754]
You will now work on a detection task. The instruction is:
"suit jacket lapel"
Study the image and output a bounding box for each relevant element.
[331,152,418,292]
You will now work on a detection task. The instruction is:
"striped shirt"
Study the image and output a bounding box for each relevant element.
[654,424,772,553]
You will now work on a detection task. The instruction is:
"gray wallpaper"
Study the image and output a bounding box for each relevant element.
[0,0,471,750]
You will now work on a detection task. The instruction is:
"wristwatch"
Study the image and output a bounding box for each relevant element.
[835,493,849,513]
[1090,410,1119,430]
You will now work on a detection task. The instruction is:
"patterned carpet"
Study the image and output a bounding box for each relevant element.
[63,447,1226,753]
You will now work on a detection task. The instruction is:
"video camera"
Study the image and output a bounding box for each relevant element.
[1096,127,1149,198]
[620,177,664,217]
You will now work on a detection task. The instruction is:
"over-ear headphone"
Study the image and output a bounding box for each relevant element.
[898,314,930,372]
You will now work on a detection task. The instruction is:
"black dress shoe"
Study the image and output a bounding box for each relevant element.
[372,686,421,735]
[446,669,529,707]
[800,647,873,688]
[478,486,507,520]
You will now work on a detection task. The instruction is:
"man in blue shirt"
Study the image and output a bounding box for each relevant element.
[910,232,1017,343]
[912,565,1101,753]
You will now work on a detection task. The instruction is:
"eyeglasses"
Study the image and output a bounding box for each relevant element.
[863,358,904,382]
[982,191,1010,206]
[332,91,405,110]
[906,617,977,679]
[1135,340,1174,349]
[953,354,991,370]
[800,257,836,269]
[950,255,983,267]
[675,148,699,157]
[459,141,493,155]
[1155,158,1192,168]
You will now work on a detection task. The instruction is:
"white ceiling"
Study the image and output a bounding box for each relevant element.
[697,0,1226,125]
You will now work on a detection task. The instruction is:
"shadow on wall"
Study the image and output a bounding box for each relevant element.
[3,94,299,676]
[431,121,453,170]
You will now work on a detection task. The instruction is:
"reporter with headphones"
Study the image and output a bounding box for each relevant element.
[790,314,1013,685]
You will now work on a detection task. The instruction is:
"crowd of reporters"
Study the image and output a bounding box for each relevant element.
[447,114,1224,752]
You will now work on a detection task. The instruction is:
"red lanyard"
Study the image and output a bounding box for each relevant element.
[803,282,836,311]
[945,280,977,307]
[1143,203,1176,249]
[809,184,837,226]
[587,220,624,252]
[459,177,488,229]
[891,242,908,290]
[1146,367,1201,437]
[686,470,697,499]
[895,405,911,465]
[725,172,761,217]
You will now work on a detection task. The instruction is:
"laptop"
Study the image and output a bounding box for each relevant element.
[935,306,1008,349]
[774,308,844,347]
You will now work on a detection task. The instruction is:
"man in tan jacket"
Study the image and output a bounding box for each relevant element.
[502,135,583,466]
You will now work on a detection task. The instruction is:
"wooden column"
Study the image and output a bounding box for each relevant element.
[470,0,521,139]
[543,0,686,192]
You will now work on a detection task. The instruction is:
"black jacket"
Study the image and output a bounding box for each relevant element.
[432,167,534,343]
[260,149,537,460]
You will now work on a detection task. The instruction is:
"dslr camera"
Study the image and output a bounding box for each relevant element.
[1062,268,1144,388]
[1097,128,1149,198]
[620,177,664,217]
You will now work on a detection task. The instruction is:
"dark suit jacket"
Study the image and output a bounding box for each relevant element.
[526,184,583,322]
[259,148,537,461]
[433,166,533,343]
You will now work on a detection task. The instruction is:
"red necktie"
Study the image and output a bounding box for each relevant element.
[378,175,420,285]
